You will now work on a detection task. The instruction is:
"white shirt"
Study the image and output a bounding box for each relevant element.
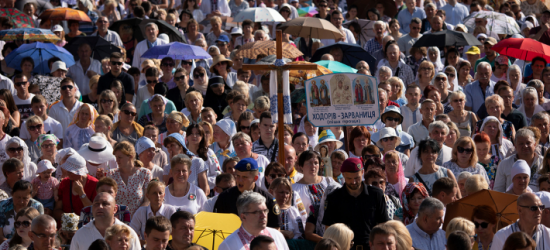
[491,221,550,250]
[404,145,453,177]
[20,116,63,140]
[91,30,123,47]
[132,38,169,70]
[68,58,103,96]
[70,218,141,250]
[130,203,178,239]
[218,226,289,250]
[200,195,218,212]
[200,0,231,16]
[205,148,221,188]
[398,33,423,57]
[407,121,430,145]
[493,154,543,193]
[320,27,356,47]
[0,74,15,96]
[48,100,83,135]
[400,105,422,133]
[163,184,207,214]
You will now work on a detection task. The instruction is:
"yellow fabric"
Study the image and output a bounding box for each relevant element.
[220,149,230,158]
[111,121,144,138]
[193,211,241,250]
[68,103,99,129]
[288,168,298,184]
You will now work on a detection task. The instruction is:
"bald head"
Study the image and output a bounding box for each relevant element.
[431,16,443,32]
[31,214,56,231]
[321,54,334,61]
[284,144,297,173]
[94,192,116,204]
[518,193,540,206]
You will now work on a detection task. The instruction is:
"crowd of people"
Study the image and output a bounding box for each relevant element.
[1,0,550,249]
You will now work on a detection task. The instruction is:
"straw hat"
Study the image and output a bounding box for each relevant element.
[210,55,233,73]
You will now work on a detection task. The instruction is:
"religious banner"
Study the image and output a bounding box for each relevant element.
[305,73,380,127]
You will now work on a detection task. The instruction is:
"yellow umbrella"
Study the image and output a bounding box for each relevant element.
[287,61,332,86]
[193,212,241,250]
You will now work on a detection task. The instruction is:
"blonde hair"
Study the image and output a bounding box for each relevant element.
[210,16,222,25]
[451,136,478,167]
[387,77,404,98]
[268,177,293,206]
[232,81,250,98]
[95,115,113,136]
[170,154,192,171]
[445,217,475,238]
[101,57,110,64]
[105,224,133,241]
[113,141,143,168]
[254,96,270,110]
[448,91,466,102]
[98,90,119,115]
[418,61,435,80]
[199,121,214,144]
[185,91,204,107]
[324,223,354,250]
[89,75,100,90]
[464,174,488,195]
[166,13,176,21]
[485,95,504,110]
[146,180,166,194]
[384,221,413,250]
[26,115,43,130]
[446,122,460,138]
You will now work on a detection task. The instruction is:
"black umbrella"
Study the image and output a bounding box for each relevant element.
[109,17,144,42]
[412,30,483,48]
[15,0,52,15]
[309,42,376,72]
[64,36,122,61]
[139,19,187,43]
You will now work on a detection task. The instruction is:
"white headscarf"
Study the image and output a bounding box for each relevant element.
[298,116,319,149]
[430,72,451,90]
[6,137,36,182]
[443,65,460,92]
[428,47,444,73]
[518,87,545,121]
[507,64,525,105]
[506,159,533,192]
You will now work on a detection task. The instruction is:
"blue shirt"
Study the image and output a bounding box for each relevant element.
[398,7,427,33]
[465,80,496,113]
[440,3,469,26]
[407,220,447,250]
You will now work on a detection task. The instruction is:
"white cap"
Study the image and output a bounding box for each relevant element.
[51,24,63,32]
[37,160,55,174]
[51,61,67,73]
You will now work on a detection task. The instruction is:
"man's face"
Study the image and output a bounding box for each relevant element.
[378,92,388,112]
[423,209,445,234]
[343,171,363,191]
[235,170,257,192]
[516,135,535,156]
[145,229,170,250]
[518,195,543,226]
[439,187,458,205]
[470,5,481,13]
[96,17,109,31]
[425,6,435,17]
[533,118,550,139]
[429,127,447,145]
[284,147,297,172]
[31,102,47,117]
[332,13,343,28]
[477,65,492,84]
[410,22,421,35]
[259,118,275,140]
[387,45,399,63]
[484,43,495,57]
[370,234,397,250]
[374,24,384,37]
[92,194,116,219]
[14,76,29,94]
[110,57,124,74]
[29,222,57,250]
[238,73,251,83]
[542,13,550,24]
[146,25,159,41]
[432,17,443,32]
[499,88,514,107]
[201,111,217,124]
[173,219,195,246]
[405,0,415,9]
[292,135,308,154]
[241,202,268,231]
[330,49,343,62]
[60,81,76,99]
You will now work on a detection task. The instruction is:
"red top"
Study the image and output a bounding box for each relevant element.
[58,175,98,214]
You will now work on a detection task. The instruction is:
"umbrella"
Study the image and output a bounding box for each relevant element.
[109,18,143,41]
[287,61,332,86]
[491,38,550,62]
[233,7,286,22]
[463,11,520,35]
[0,8,34,28]
[291,88,306,103]
[235,40,303,59]
[279,17,344,40]
[141,42,212,60]
[0,28,60,42]
[343,19,376,46]
[38,7,91,22]
[310,42,376,71]
[15,0,53,15]
[314,60,357,73]
[443,189,518,231]
[193,212,241,250]
[64,36,122,61]
[5,42,75,74]
[139,19,186,43]
[346,0,397,19]
[298,7,318,17]
[412,30,483,48]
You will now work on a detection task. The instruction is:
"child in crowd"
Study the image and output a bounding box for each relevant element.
[32,160,59,215]
[250,119,261,142]
[201,107,218,125]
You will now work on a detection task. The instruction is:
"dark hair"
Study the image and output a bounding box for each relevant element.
[141,1,152,12]
[186,124,208,161]
[417,139,441,159]
[242,19,253,28]
[110,52,123,60]
[314,238,341,250]
[364,157,385,171]
[60,77,75,87]
[0,89,18,114]
[331,10,342,17]
[367,8,380,20]
[21,57,35,69]
[250,235,275,250]
[297,150,321,167]
[470,1,481,8]
[259,111,272,124]
[47,57,61,67]
[237,111,254,133]
[384,40,398,56]
[145,216,172,235]
[493,80,510,93]
[447,231,472,250]
[365,168,386,180]
[1,42,17,57]
[532,56,547,67]
[12,180,32,194]
[369,224,397,244]
[423,85,440,99]
[292,132,309,144]
[471,205,498,225]
[96,177,118,194]
[154,82,168,96]
[349,126,371,153]
[88,239,110,250]
[133,6,145,17]
[265,162,285,176]
[538,173,550,188]
[444,48,459,66]
[348,22,361,35]
[432,177,456,197]
[128,67,140,76]
[503,232,536,250]
[170,210,195,226]
[215,173,235,185]
[145,67,159,78]
[222,157,240,172]
[2,159,24,183]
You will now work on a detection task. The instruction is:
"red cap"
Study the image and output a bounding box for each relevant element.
[340,158,364,173]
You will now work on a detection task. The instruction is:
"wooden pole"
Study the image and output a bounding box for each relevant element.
[276,31,285,164]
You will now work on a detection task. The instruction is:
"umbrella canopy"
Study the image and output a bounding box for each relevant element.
[412,30,483,48]
[233,7,286,22]
[291,88,306,103]
[5,42,75,74]
[287,61,332,86]
[0,28,60,42]
[0,8,34,28]
[346,0,397,19]
[463,11,520,35]
[38,8,91,22]
[279,17,343,40]
[109,18,143,42]
[342,19,376,46]
[15,0,53,15]
[236,40,303,59]
[193,212,241,250]
[443,189,518,231]
[298,7,318,17]
[141,42,212,60]
[64,36,122,61]
[139,19,186,43]
[314,60,358,73]
[491,38,550,62]
[310,42,376,71]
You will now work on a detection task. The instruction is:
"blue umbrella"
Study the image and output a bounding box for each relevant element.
[310,42,376,72]
[141,42,212,60]
[5,42,75,74]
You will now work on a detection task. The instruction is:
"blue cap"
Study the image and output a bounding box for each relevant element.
[235,158,258,172]
[216,35,230,43]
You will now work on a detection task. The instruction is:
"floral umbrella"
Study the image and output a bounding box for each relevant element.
[463,11,520,35]
[0,8,34,28]
[287,61,332,86]
[235,40,303,59]
[0,28,60,42]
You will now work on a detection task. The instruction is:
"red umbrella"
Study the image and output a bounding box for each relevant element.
[491,38,550,62]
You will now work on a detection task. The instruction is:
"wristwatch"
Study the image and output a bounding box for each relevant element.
[80,194,87,199]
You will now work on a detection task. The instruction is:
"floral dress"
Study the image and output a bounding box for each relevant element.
[107,168,152,215]
[479,156,498,190]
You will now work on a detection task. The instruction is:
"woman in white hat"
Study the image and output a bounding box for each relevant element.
[78,135,117,178]
[136,136,164,181]
[5,137,37,183]
[377,127,409,166]
[210,119,236,166]
[506,160,532,195]
[373,105,415,156]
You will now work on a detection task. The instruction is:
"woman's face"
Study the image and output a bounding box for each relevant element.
[367,177,386,192]
[483,121,500,139]
[513,173,529,190]
[348,8,357,18]
[476,142,490,159]
[166,118,182,134]
[524,94,537,108]
[353,135,369,153]
[188,127,203,146]
[100,97,115,113]
[272,186,291,206]
[28,122,43,139]
[7,142,24,161]
[240,120,251,134]
[107,232,130,250]
[40,140,56,157]
[302,157,320,177]
[139,147,155,163]
[385,157,399,174]
[211,21,221,32]
[381,136,397,150]
[429,51,438,62]
[166,142,183,158]
[457,142,473,163]
[187,96,202,112]
[213,125,230,144]
[146,185,164,206]
[231,100,247,114]
[428,90,441,103]
[54,31,62,39]
[487,103,503,118]
[303,121,316,136]
[188,23,197,33]
[166,17,176,26]
[111,87,122,101]
[447,53,458,66]
[171,163,190,183]
[434,75,448,93]
[459,65,471,78]
[390,82,401,98]
[379,72,391,82]
[22,61,33,73]
[283,130,292,145]
[15,215,32,240]
[114,151,132,168]
[201,125,212,145]
[445,70,456,85]
[12,189,31,209]
[150,100,165,115]
[390,22,400,32]
[420,148,438,165]
[376,3,385,15]
[233,138,252,158]
[121,106,137,124]
[445,130,457,147]
[368,12,378,20]
[408,191,425,211]
[420,65,433,78]
[473,217,496,237]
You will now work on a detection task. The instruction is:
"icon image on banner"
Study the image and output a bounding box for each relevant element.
[330,74,352,105]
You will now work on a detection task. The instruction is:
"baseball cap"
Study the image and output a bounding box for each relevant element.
[485,37,497,46]
[235,158,259,172]
[216,35,230,43]
[466,46,480,55]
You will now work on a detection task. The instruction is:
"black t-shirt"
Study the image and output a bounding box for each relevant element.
[213,185,281,229]
[81,95,99,111]
[322,183,389,249]
[97,71,135,96]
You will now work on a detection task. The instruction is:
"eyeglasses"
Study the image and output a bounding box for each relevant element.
[457,146,473,154]
[7,147,24,153]
[269,174,286,179]
[110,61,123,66]
[174,76,185,81]
[243,209,269,215]
[474,222,489,229]
[61,85,74,91]
[411,26,421,30]
[280,9,290,13]
[363,154,380,159]
[216,43,227,47]
[420,67,433,71]
[385,117,400,122]
[194,73,205,78]
[41,143,55,149]
[453,99,464,103]
[182,61,193,66]
[519,205,545,212]
[319,5,327,7]
[446,73,456,78]
[240,125,250,131]
[122,110,137,116]
[161,63,174,67]
[14,82,28,87]
[435,77,447,81]
[31,231,57,239]
[14,221,31,228]
[101,99,114,104]
[147,80,158,84]
[381,137,396,142]
[29,124,42,131]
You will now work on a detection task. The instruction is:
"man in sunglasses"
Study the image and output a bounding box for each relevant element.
[67,43,102,96]
[216,35,231,58]
[398,18,422,57]
[491,193,550,250]
[49,78,83,136]
[13,74,34,121]
[97,52,135,102]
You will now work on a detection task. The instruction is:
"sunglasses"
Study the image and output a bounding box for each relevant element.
[182,61,193,66]
[194,73,205,78]
[61,85,74,91]
[122,110,137,116]
[474,222,489,229]
[175,76,185,81]
[269,174,286,179]
[29,124,42,131]
[101,99,114,104]
[161,63,174,67]
[369,180,384,186]
[14,221,31,229]
[381,137,396,142]
[457,146,474,154]
[147,80,158,84]
[111,61,123,66]
[435,77,447,81]
[240,125,250,130]
[15,82,28,87]
[453,99,464,103]
[385,117,400,122]
[519,205,545,212]
[446,73,456,78]
[8,147,24,153]
[216,43,227,47]
[319,5,327,7]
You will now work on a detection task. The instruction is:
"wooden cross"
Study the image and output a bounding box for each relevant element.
[242,30,318,163]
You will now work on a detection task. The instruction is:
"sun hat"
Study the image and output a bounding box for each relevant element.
[167,111,190,128]
[61,154,88,176]
[37,160,55,174]
[381,105,403,124]
[376,127,402,148]
[215,119,237,138]
[51,61,68,73]
[78,136,113,164]
[506,159,531,192]
[136,136,156,155]
[314,129,343,151]
[231,27,243,35]
[215,35,230,43]
[55,148,78,165]
[210,55,233,73]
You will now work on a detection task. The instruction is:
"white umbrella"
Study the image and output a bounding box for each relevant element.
[463,11,520,35]
[233,7,286,22]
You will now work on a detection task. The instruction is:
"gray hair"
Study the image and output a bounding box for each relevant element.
[523,87,538,99]
[516,128,535,143]
[236,191,266,216]
[527,79,544,89]
[374,20,386,29]
[254,29,266,36]
[477,61,492,72]
[31,214,57,231]
[418,197,445,217]
[411,18,422,25]
[428,120,449,136]
[531,112,550,125]
[145,22,159,31]
[457,171,473,182]
[424,3,436,9]
[379,66,391,74]
[232,132,252,144]
[194,39,206,46]
[378,88,387,98]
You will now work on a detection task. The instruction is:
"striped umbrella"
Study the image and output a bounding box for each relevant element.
[38,7,91,22]
[0,28,60,42]
[0,8,34,28]
[235,40,303,59]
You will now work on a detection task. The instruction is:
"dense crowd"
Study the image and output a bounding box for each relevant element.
[2,0,550,249]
